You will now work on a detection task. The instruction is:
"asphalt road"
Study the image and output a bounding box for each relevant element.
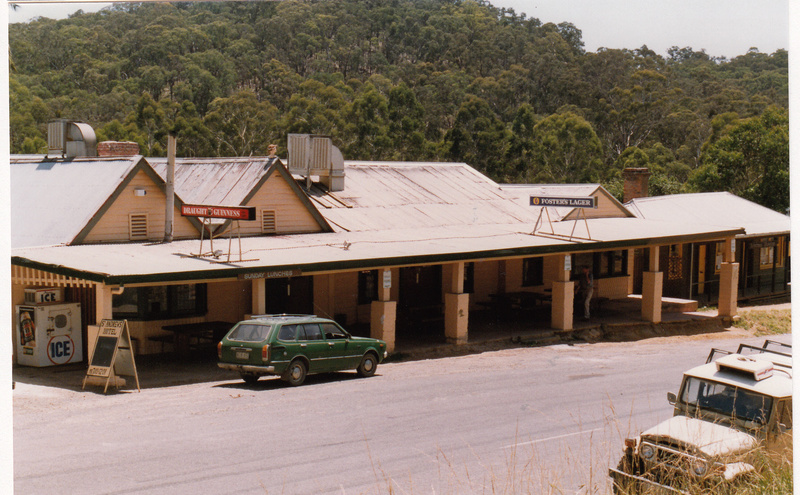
[13,331,791,494]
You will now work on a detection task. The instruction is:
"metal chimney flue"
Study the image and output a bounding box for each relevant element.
[164,134,176,242]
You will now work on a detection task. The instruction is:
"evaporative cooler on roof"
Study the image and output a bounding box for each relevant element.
[287,134,345,192]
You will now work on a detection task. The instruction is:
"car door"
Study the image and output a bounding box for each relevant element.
[767,398,792,454]
[321,322,361,370]
[270,324,300,374]
[299,323,330,373]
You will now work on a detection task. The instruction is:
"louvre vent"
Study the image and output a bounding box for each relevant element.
[262,210,276,233]
[129,213,148,240]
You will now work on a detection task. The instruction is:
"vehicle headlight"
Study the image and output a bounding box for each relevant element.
[691,459,708,477]
[640,444,656,460]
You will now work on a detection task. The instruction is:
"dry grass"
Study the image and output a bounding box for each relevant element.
[733,308,791,336]
[612,450,793,495]
[365,405,793,495]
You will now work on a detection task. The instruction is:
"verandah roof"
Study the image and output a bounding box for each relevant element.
[11,217,743,285]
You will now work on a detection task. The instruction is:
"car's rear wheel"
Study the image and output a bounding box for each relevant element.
[240,373,259,385]
[356,352,378,377]
[282,360,307,386]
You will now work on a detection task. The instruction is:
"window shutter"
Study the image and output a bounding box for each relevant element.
[262,210,276,233]
[129,213,148,240]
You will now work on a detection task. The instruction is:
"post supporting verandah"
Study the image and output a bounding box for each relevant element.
[550,254,574,330]
[717,237,739,317]
[371,268,397,352]
[642,246,663,323]
[444,262,469,344]
[95,283,115,322]
[251,278,266,315]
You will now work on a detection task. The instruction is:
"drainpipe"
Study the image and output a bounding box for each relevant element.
[164,134,176,242]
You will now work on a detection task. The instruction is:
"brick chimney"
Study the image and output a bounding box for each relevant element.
[623,167,651,203]
[97,141,140,157]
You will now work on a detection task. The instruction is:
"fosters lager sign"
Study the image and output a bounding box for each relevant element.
[530,196,597,209]
[181,204,256,221]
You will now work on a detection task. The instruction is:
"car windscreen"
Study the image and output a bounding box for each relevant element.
[681,377,773,424]
[226,323,272,342]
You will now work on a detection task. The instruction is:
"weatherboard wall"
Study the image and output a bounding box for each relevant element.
[80,169,197,244]
[214,171,326,237]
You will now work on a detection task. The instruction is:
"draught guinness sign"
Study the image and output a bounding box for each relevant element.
[181,204,257,220]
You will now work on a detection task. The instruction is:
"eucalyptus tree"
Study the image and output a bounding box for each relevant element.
[527,110,604,184]
[691,106,789,212]
[386,82,428,161]
[444,95,511,180]
[203,89,279,157]
[343,79,392,159]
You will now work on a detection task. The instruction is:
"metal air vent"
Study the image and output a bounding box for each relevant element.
[48,119,98,158]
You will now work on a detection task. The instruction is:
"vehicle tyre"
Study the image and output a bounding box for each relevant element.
[611,456,641,495]
[282,360,307,386]
[356,352,378,378]
[241,373,259,385]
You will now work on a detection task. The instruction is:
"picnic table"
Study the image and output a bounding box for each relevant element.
[158,321,234,359]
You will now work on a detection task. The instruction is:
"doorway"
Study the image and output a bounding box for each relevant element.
[263,276,314,315]
[397,265,443,343]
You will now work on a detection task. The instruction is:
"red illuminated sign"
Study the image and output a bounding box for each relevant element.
[181,204,256,220]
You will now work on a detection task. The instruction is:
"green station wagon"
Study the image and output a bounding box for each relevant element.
[217,314,388,386]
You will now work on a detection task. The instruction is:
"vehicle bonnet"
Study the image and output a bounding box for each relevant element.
[641,416,758,457]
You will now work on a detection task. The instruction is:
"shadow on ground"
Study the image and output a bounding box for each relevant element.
[14,297,785,392]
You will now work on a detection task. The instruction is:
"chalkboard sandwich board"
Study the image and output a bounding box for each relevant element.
[82,319,140,393]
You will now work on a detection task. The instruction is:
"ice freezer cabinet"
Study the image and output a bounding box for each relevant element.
[16,303,83,366]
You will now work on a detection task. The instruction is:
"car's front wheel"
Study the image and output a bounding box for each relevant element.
[356,352,378,377]
[282,360,307,386]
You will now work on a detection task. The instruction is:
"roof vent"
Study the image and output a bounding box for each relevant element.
[47,119,97,158]
[287,134,344,192]
[716,354,774,381]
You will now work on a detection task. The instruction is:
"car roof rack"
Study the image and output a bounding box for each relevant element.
[249,313,317,320]
[706,340,792,370]
[761,339,792,354]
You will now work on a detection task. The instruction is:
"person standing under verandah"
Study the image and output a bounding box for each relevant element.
[577,265,594,320]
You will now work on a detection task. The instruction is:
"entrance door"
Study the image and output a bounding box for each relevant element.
[264,276,314,315]
[398,265,443,342]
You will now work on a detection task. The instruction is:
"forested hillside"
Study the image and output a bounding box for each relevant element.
[8,0,789,211]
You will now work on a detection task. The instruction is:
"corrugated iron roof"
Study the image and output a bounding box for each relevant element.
[148,156,277,205]
[9,155,143,248]
[626,192,790,237]
[9,155,753,284]
[308,161,538,232]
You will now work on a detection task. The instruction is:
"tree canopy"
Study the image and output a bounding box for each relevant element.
[9,0,789,211]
